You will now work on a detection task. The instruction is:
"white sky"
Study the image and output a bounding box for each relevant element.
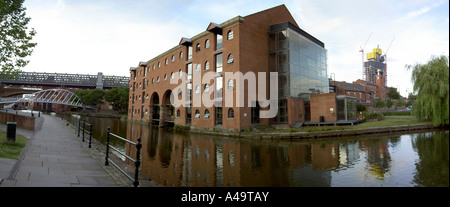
[23,0,449,97]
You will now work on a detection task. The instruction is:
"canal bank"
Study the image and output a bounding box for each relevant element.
[188,123,438,140]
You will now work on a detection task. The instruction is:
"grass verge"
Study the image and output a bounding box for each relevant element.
[0,130,29,160]
[352,116,431,129]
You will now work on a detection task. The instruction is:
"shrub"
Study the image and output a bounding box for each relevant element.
[365,112,384,120]
[173,125,190,132]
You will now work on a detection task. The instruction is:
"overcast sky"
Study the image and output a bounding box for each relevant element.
[23,0,449,97]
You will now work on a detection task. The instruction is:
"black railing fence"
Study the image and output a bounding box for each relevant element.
[77,118,93,148]
[105,127,142,187]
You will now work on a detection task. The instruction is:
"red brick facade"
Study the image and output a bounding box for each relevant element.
[128,5,336,130]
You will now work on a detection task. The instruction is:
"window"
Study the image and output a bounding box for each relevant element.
[178,88,182,96]
[157,76,160,83]
[204,109,210,119]
[177,109,181,117]
[228,108,234,119]
[165,58,168,65]
[153,64,155,70]
[196,43,201,52]
[216,34,223,50]
[195,85,200,94]
[164,74,167,80]
[227,54,234,64]
[227,30,234,40]
[158,62,161,68]
[187,63,192,80]
[188,46,193,60]
[195,64,200,72]
[205,61,209,71]
[215,53,223,73]
[171,55,175,62]
[171,72,174,80]
[204,84,210,93]
[205,39,210,48]
[179,51,183,59]
[228,79,234,90]
[152,78,154,84]
[195,110,200,119]
[215,77,223,99]
[179,69,183,78]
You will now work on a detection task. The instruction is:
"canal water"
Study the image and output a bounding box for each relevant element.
[61,114,449,187]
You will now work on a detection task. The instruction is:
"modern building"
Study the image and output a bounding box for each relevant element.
[128,5,345,130]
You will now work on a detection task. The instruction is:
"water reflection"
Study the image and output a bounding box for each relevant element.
[58,114,449,187]
[124,120,448,187]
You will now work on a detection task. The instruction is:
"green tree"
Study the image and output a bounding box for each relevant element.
[387,87,401,100]
[0,0,37,79]
[76,89,105,106]
[374,98,385,108]
[105,87,129,112]
[406,55,449,126]
[385,99,393,108]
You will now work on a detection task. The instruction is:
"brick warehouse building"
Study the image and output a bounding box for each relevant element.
[128,5,350,130]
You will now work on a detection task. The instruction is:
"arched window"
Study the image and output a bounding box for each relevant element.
[179,51,183,59]
[227,54,234,64]
[171,72,174,79]
[165,58,168,65]
[227,30,234,40]
[205,39,210,48]
[177,109,181,117]
[195,85,200,94]
[204,84,210,93]
[205,61,209,71]
[196,43,201,52]
[153,64,155,70]
[228,79,234,90]
[179,69,183,78]
[164,74,167,80]
[194,110,200,119]
[158,62,161,68]
[171,55,175,62]
[157,76,160,83]
[152,78,154,84]
[204,109,210,119]
[195,64,201,72]
[228,108,234,118]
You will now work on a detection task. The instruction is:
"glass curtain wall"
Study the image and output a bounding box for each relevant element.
[269,23,328,123]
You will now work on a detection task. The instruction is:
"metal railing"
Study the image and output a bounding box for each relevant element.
[77,118,93,148]
[105,127,142,187]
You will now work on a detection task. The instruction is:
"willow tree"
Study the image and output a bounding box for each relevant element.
[406,55,449,126]
[0,0,37,79]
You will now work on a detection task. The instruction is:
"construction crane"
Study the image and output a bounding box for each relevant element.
[382,37,395,87]
[359,32,372,80]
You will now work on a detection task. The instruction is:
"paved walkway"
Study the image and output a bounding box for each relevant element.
[0,113,129,187]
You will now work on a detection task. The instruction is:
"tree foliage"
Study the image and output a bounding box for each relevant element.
[105,87,129,112]
[75,89,105,107]
[0,0,37,79]
[386,87,401,100]
[407,55,449,126]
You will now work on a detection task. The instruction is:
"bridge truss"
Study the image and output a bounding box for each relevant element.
[0,89,90,108]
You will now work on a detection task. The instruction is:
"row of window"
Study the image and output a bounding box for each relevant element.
[176,108,235,119]
[133,30,235,79]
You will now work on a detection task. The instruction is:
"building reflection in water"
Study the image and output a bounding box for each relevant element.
[122,121,446,187]
[58,114,448,187]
